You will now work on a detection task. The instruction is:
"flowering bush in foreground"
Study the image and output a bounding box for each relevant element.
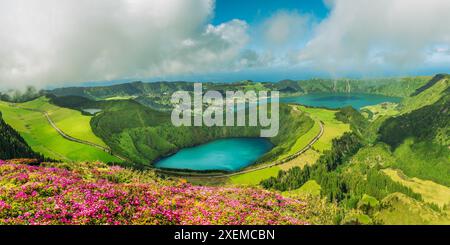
[0,159,309,225]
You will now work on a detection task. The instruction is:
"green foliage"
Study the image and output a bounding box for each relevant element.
[0,98,119,163]
[47,76,431,100]
[373,193,450,225]
[379,91,449,149]
[261,132,422,206]
[0,112,43,160]
[91,101,314,167]
[335,106,369,139]
[260,132,363,193]
[391,139,450,187]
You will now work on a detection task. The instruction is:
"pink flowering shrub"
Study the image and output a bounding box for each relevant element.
[0,160,309,225]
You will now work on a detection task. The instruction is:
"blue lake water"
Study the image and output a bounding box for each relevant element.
[154,138,273,171]
[280,93,401,110]
[154,93,401,171]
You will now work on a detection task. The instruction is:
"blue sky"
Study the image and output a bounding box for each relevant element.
[213,0,329,25]
[0,0,449,88]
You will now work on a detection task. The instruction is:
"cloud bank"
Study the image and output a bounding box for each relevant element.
[297,0,450,75]
[0,0,449,89]
[0,0,248,89]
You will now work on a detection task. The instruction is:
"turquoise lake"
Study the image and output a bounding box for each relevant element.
[280,93,401,110]
[154,93,401,171]
[154,138,273,172]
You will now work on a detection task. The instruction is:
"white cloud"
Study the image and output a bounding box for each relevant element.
[263,10,311,46]
[298,0,450,75]
[0,0,250,89]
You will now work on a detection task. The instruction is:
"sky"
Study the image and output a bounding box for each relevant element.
[0,0,449,89]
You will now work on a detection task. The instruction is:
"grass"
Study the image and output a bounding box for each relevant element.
[229,166,281,186]
[349,144,396,168]
[282,180,321,197]
[278,119,321,159]
[20,98,107,147]
[391,138,450,186]
[0,98,120,163]
[279,149,321,171]
[104,96,137,101]
[383,168,450,208]
[361,102,400,121]
[298,106,351,152]
[374,193,450,225]
[400,76,448,113]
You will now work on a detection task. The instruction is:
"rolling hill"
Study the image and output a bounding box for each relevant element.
[260,74,450,224]
[0,112,42,160]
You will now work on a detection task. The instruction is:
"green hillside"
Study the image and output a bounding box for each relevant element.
[90,100,315,168]
[260,75,450,224]
[47,76,431,101]
[0,112,43,160]
[0,98,120,163]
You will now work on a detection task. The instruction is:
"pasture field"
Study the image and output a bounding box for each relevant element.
[282,180,321,197]
[298,106,351,152]
[383,168,450,208]
[104,96,137,101]
[277,119,321,160]
[279,149,321,171]
[21,97,107,147]
[374,193,450,225]
[0,98,120,163]
[361,102,400,121]
[229,166,281,186]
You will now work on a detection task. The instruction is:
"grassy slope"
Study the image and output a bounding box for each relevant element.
[382,169,450,208]
[391,139,450,187]
[20,97,107,147]
[0,98,119,162]
[374,193,450,225]
[283,180,322,197]
[400,75,449,113]
[230,106,350,185]
[299,106,351,152]
[229,166,281,186]
[350,142,450,203]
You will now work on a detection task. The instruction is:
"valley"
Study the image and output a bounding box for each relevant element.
[1,74,449,225]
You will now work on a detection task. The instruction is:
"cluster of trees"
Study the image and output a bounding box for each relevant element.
[379,91,450,148]
[261,132,363,192]
[261,132,421,207]
[0,112,44,161]
[90,101,313,167]
[0,86,43,103]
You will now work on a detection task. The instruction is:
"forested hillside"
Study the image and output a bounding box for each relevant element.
[47,76,431,100]
[0,112,43,160]
[90,101,314,168]
[260,76,450,224]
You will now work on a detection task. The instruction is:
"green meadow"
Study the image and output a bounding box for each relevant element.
[298,106,351,152]
[383,168,450,208]
[0,98,120,163]
[229,166,281,186]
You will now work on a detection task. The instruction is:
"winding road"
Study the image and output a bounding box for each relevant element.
[42,112,128,162]
[16,105,128,162]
